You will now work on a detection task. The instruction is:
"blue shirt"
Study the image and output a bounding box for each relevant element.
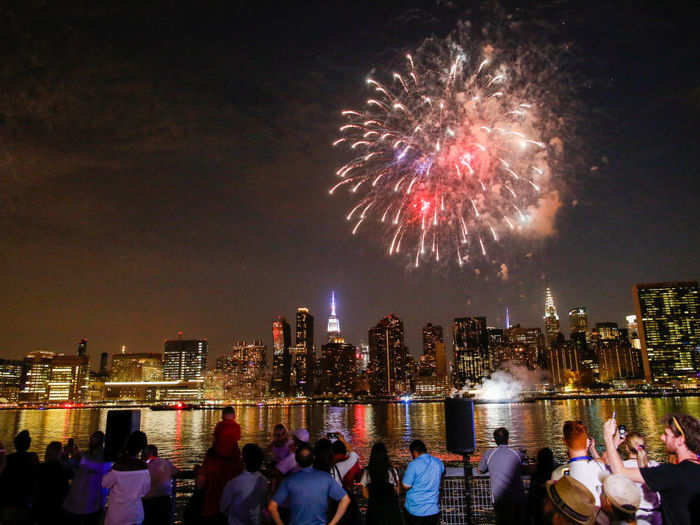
[402,453,444,517]
[272,467,347,525]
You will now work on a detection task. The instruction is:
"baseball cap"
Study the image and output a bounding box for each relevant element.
[293,428,310,443]
[546,475,597,525]
[603,474,640,519]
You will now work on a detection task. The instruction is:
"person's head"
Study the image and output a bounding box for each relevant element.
[332,439,347,457]
[142,444,158,461]
[543,475,597,525]
[222,406,235,420]
[536,447,556,477]
[660,413,700,455]
[494,427,509,446]
[89,431,105,451]
[125,431,147,457]
[45,441,62,463]
[295,443,314,468]
[369,442,392,483]
[292,428,310,447]
[313,439,333,472]
[409,439,427,459]
[563,421,588,453]
[272,423,289,444]
[601,474,640,523]
[14,430,31,453]
[242,443,264,473]
[622,432,645,458]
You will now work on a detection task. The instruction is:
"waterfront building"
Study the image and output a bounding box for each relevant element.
[420,323,443,377]
[633,281,700,382]
[111,353,163,382]
[357,343,370,372]
[204,370,226,400]
[48,354,90,402]
[319,340,356,396]
[626,315,642,350]
[271,317,291,396]
[104,380,204,401]
[453,317,490,386]
[597,340,642,383]
[216,340,267,399]
[548,340,582,387]
[368,314,408,396]
[163,335,207,381]
[592,322,621,342]
[569,307,588,335]
[295,307,315,396]
[0,359,26,403]
[77,338,88,357]
[98,352,109,376]
[20,351,55,402]
[327,291,341,342]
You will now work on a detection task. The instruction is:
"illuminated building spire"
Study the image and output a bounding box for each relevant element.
[544,287,560,345]
[327,291,341,341]
[505,307,510,329]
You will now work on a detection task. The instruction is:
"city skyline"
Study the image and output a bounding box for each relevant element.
[1,3,699,364]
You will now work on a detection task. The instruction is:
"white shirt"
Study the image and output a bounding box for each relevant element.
[220,470,269,525]
[145,457,177,499]
[334,451,359,481]
[566,458,609,506]
[622,459,662,525]
[102,468,151,525]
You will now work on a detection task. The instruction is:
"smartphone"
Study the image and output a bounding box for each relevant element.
[327,432,338,442]
[618,425,627,439]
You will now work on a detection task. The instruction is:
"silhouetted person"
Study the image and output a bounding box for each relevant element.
[220,444,269,525]
[143,444,178,525]
[360,442,401,525]
[0,429,39,523]
[64,431,112,525]
[528,448,558,525]
[34,441,71,524]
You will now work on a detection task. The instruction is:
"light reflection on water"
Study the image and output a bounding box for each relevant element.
[0,397,697,469]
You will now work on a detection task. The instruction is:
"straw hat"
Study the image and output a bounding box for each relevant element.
[546,476,597,525]
[603,474,641,519]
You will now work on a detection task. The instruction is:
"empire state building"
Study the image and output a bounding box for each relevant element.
[327,291,341,342]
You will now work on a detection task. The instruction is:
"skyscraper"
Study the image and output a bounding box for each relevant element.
[544,288,560,346]
[111,353,163,382]
[48,354,90,402]
[20,351,55,402]
[0,359,27,402]
[368,314,408,396]
[78,338,88,357]
[271,317,292,396]
[320,341,356,395]
[163,335,207,381]
[327,291,341,342]
[216,340,267,399]
[295,307,315,396]
[568,307,588,335]
[420,323,443,376]
[626,315,641,350]
[453,317,490,386]
[633,281,700,381]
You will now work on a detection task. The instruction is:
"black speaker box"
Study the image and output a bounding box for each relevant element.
[105,409,141,461]
[444,397,476,455]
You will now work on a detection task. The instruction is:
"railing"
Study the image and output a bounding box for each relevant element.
[172,470,530,525]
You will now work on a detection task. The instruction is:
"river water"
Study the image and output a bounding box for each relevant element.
[1,397,697,469]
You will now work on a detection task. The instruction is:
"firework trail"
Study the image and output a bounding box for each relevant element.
[330,27,563,268]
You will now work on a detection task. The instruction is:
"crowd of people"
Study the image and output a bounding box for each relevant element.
[0,408,697,525]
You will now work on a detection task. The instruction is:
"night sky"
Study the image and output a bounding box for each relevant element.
[1,2,699,362]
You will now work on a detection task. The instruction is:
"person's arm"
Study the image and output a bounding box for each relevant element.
[602,418,644,483]
[337,433,353,454]
[101,469,116,489]
[268,499,284,525]
[402,462,415,492]
[329,494,351,525]
[478,450,489,474]
[220,480,233,514]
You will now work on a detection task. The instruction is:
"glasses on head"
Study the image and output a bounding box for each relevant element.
[672,416,686,441]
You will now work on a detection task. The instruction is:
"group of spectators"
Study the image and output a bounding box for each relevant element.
[477,412,700,525]
[0,407,697,525]
[0,428,176,525]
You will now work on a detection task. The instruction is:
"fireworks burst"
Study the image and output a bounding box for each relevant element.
[330,28,563,269]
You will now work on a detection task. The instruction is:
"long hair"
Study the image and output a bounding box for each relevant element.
[368,442,392,485]
[623,432,649,467]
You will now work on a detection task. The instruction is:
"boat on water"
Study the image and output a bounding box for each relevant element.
[150,402,195,411]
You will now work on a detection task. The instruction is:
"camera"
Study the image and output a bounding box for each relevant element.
[618,424,627,439]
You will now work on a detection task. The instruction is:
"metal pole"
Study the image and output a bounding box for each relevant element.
[463,454,473,525]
